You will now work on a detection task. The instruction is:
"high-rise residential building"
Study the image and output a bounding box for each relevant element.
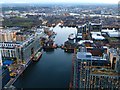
[72,47,120,89]
[73,51,92,88]
[73,50,109,88]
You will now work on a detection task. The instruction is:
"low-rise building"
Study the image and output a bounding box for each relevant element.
[101,28,120,38]
[89,23,102,32]
[77,40,108,56]
[0,27,21,42]
[90,32,105,40]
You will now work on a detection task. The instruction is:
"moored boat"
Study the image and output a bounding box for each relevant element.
[32,51,42,62]
[68,33,76,40]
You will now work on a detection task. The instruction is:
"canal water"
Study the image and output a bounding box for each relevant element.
[14,25,77,88]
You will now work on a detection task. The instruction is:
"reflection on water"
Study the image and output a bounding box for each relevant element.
[52,25,77,45]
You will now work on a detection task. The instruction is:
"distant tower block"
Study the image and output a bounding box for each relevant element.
[0,50,2,66]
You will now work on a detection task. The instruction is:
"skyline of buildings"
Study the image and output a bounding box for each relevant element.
[0,0,119,4]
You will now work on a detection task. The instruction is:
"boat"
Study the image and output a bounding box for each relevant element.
[64,40,76,53]
[43,40,56,51]
[68,33,76,40]
[32,51,42,62]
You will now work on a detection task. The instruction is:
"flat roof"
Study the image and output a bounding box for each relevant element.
[77,52,92,60]
[90,23,101,26]
[103,46,108,49]
[78,40,93,45]
[91,32,101,35]
[92,35,105,40]
[101,29,116,33]
[77,52,107,61]
[77,36,82,38]
[108,31,120,37]
[91,32,105,40]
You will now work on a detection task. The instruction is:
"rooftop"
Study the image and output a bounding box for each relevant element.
[101,28,117,33]
[92,34,105,40]
[107,31,120,37]
[77,52,92,60]
[78,40,93,45]
[91,32,101,35]
[77,51,107,61]
[91,32,105,40]
[90,23,101,26]
[0,34,36,48]
[0,27,21,33]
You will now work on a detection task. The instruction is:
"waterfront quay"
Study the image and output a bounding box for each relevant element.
[13,24,76,88]
[0,26,54,89]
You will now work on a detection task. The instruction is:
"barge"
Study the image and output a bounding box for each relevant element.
[32,51,42,62]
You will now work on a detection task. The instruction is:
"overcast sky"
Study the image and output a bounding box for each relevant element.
[0,0,119,4]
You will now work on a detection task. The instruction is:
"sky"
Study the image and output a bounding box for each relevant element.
[0,0,119,4]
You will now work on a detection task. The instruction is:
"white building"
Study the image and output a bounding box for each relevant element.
[90,32,105,40]
[107,31,120,38]
[101,28,120,38]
